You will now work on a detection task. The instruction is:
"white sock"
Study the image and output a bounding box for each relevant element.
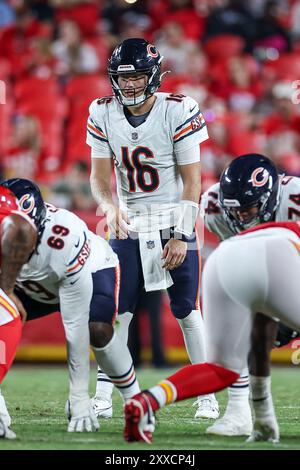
[250,375,276,420]
[177,309,216,402]
[148,380,177,408]
[94,312,133,399]
[0,388,11,427]
[95,368,114,400]
[93,331,140,401]
[227,367,250,412]
[177,309,207,363]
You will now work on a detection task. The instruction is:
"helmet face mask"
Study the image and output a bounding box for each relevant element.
[108,38,163,107]
[219,154,280,233]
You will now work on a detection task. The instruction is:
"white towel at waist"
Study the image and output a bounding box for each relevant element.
[138,230,173,292]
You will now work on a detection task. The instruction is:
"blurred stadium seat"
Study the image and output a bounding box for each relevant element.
[203,34,245,61]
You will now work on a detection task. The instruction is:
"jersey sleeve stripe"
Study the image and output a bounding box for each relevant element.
[174,110,201,132]
[87,122,107,139]
[88,117,105,133]
[68,233,87,266]
[87,128,109,143]
[174,122,206,143]
[67,260,82,273]
[0,294,19,319]
[174,122,193,141]
[66,264,85,278]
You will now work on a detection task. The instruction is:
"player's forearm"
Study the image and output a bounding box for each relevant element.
[0,219,35,295]
[90,173,115,213]
[176,163,201,238]
[181,179,201,204]
[179,161,201,204]
[63,318,91,399]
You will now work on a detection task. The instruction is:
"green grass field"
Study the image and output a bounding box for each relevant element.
[0,364,299,450]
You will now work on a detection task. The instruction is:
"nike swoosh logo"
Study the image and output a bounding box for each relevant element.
[190,105,197,113]
[70,278,80,285]
[75,239,80,248]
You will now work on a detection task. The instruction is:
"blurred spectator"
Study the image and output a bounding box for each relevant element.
[2,114,45,181]
[101,0,148,37]
[28,0,55,22]
[52,19,99,79]
[262,81,300,174]
[50,160,95,210]
[119,11,152,42]
[0,0,51,78]
[203,0,257,51]
[291,0,300,40]
[28,37,58,78]
[156,21,198,75]
[252,0,292,58]
[0,0,16,28]
[213,56,263,112]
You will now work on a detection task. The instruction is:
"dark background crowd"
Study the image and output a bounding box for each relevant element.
[1,0,300,209]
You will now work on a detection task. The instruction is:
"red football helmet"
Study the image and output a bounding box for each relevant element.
[0,186,19,214]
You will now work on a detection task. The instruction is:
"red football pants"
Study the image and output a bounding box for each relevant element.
[0,316,22,384]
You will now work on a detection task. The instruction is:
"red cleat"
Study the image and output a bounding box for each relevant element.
[124,393,155,443]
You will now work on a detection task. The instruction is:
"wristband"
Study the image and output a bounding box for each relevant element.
[174,200,199,238]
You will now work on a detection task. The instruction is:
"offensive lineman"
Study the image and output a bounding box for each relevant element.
[0,179,140,433]
[0,186,37,439]
[200,153,300,436]
[87,37,218,419]
[124,220,300,444]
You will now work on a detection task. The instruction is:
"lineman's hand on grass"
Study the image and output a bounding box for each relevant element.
[66,397,99,432]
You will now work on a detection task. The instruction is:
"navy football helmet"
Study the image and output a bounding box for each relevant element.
[2,178,47,230]
[219,154,280,233]
[108,38,163,106]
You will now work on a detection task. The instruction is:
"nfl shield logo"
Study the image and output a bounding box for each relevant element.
[132,132,138,140]
[146,240,155,249]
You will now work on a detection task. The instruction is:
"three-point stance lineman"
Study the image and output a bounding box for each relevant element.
[87,37,219,419]
[0,186,37,439]
[0,179,140,433]
[124,220,300,443]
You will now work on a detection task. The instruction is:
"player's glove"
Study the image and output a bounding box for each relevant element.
[274,323,300,348]
[65,397,100,432]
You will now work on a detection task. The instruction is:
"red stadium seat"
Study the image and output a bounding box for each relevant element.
[14,77,59,100]
[203,34,245,61]
[66,74,111,104]
[0,58,12,80]
[263,53,300,80]
[54,3,100,37]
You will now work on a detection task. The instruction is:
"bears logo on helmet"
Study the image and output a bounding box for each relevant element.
[108,38,163,107]
[219,154,280,233]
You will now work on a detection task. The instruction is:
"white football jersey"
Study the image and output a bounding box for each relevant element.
[16,204,118,304]
[86,92,208,231]
[201,175,300,241]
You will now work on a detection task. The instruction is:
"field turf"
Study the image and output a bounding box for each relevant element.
[0,364,299,450]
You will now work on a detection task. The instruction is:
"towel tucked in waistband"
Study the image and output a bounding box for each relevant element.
[138,231,173,292]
